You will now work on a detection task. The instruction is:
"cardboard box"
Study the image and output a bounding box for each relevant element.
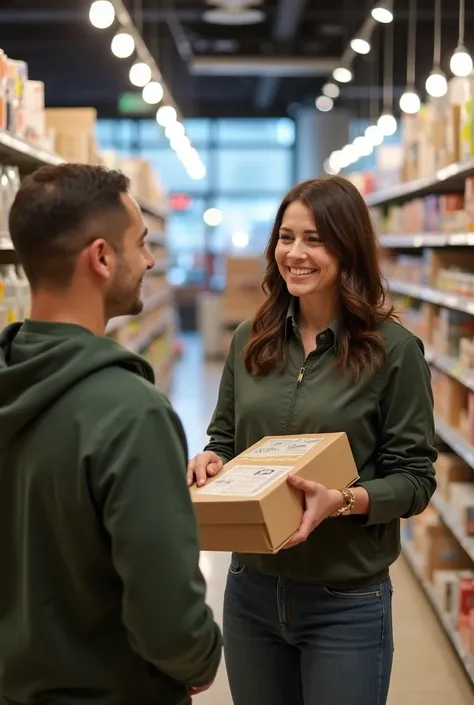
[191,433,359,554]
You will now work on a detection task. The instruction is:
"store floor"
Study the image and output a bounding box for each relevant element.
[171,334,474,705]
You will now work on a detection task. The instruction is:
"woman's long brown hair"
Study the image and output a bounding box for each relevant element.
[243,176,396,380]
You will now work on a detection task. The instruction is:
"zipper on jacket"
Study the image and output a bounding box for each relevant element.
[285,360,308,434]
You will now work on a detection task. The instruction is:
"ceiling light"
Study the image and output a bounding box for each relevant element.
[189,164,206,181]
[365,125,384,146]
[142,81,164,105]
[171,135,191,153]
[342,144,358,165]
[353,136,373,157]
[315,96,334,112]
[156,105,177,127]
[377,112,397,136]
[322,82,340,99]
[89,0,115,29]
[371,1,394,24]
[166,122,185,140]
[324,158,340,175]
[399,90,421,114]
[329,150,344,171]
[203,8,265,25]
[425,69,448,97]
[203,208,223,227]
[232,230,250,248]
[111,32,135,58]
[129,62,152,87]
[333,67,352,83]
[350,38,371,55]
[450,44,473,77]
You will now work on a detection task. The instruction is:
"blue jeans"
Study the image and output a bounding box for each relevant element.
[223,558,394,705]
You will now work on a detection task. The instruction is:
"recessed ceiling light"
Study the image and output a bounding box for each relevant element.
[203,9,265,25]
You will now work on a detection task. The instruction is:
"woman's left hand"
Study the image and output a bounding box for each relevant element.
[283,474,343,549]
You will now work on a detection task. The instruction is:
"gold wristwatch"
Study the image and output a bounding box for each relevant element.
[330,488,356,517]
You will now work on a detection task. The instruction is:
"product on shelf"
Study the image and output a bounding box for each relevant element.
[0,264,30,326]
[220,256,266,354]
[0,165,20,237]
[435,453,473,501]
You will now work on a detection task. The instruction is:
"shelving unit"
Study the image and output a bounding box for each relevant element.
[402,539,474,684]
[0,123,175,394]
[373,153,474,681]
[366,156,474,208]
[380,233,474,249]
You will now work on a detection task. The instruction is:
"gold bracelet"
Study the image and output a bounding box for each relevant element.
[330,488,356,518]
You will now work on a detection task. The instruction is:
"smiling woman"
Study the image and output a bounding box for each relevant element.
[188,174,437,705]
[244,176,396,379]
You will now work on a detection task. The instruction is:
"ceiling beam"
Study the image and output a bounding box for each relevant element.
[191,57,336,78]
[254,0,309,110]
[0,8,202,23]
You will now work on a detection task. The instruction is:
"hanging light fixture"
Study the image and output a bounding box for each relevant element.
[142,81,164,105]
[129,62,152,87]
[89,0,115,29]
[450,0,473,77]
[350,37,371,55]
[322,82,340,99]
[377,17,397,135]
[111,31,135,58]
[333,66,353,83]
[426,0,448,98]
[371,1,393,24]
[365,46,384,147]
[400,0,421,114]
[315,96,334,112]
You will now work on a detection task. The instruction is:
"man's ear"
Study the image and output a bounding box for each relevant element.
[87,239,114,281]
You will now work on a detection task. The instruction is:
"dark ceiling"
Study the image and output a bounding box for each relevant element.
[0,0,472,120]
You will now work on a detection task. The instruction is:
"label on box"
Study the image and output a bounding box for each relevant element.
[243,437,323,458]
[197,465,293,497]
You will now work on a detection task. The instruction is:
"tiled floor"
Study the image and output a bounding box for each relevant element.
[171,334,474,705]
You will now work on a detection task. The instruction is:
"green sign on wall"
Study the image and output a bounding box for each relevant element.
[118,92,155,116]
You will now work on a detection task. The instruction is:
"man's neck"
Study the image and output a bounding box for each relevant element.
[30,292,107,336]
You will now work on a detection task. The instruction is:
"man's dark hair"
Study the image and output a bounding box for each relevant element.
[9,163,132,290]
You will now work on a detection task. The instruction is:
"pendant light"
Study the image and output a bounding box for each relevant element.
[450,0,473,77]
[378,15,397,135]
[400,0,421,114]
[365,42,383,148]
[426,0,448,98]
[371,1,394,25]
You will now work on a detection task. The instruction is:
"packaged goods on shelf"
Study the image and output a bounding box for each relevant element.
[45,107,99,165]
[0,264,30,327]
[436,453,473,501]
[221,256,266,353]
[405,507,473,581]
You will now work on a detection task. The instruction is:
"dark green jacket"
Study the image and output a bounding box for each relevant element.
[205,308,437,587]
[0,320,221,705]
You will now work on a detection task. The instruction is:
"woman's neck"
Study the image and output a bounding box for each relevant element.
[297,294,338,335]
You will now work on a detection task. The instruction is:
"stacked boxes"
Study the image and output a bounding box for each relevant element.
[221,256,266,353]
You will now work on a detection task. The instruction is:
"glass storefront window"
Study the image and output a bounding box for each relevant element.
[216,148,292,194]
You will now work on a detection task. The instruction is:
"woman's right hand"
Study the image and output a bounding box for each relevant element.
[187,451,224,488]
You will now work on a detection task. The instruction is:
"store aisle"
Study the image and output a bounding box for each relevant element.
[170,334,474,705]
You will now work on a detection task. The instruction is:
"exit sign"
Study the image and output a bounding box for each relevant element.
[118,92,155,116]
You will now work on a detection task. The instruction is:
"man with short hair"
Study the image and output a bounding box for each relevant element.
[0,164,222,705]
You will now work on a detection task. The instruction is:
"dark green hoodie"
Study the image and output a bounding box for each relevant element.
[0,320,222,705]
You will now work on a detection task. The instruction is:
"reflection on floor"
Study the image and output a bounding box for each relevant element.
[170,334,474,705]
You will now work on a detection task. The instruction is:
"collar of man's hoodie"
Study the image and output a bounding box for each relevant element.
[0,319,155,447]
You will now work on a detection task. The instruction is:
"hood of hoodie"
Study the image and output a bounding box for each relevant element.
[0,320,155,448]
